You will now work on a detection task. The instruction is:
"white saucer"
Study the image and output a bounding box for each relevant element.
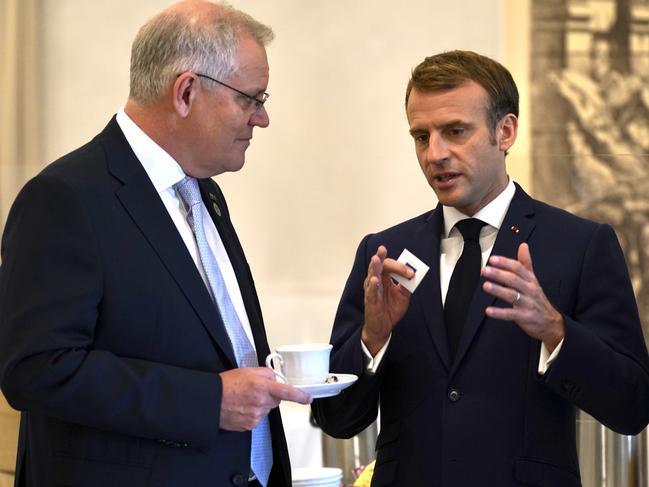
[296,373,358,399]
[292,466,343,483]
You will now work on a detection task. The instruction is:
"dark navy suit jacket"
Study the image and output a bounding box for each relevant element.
[313,185,649,487]
[0,118,290,487]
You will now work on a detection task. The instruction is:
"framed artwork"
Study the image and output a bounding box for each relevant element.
[531,0,649,344]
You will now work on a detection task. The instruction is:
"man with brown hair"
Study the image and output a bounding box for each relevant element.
[0,2,310,486]
[313,50,649,486]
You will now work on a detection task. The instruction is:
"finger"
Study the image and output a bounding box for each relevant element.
[381,258,415,280]
[482,265,525,291]
[484,305,521,321]
[482,280,506,300]
[486,254,522,273]
[376,245,388,261]
[517,243,534,273]
[268,382,312,404]
[486,255,535,284]
[368,275,383,299]
[367,246,387,274]
[482,280,522,306]
[368,254,383,280]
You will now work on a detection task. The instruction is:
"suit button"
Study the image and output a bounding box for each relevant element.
[231,473,246,486]
[448,388,460,402]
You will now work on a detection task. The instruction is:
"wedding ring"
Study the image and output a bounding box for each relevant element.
[512,291,521,306]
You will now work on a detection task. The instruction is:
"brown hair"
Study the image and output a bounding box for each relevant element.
[405,50,519,132]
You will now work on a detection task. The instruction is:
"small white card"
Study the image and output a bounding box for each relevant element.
[389,248,429,293]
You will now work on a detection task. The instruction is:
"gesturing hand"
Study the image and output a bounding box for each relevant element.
[481,243,565,352]
[219,367,311,432]
[362,245,415,356]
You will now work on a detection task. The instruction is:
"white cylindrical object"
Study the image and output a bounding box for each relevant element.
[292,467,343,487]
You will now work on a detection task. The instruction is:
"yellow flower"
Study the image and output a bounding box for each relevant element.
[353,460,375,487]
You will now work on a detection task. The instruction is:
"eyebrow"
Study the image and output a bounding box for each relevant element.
[440,119,471,129]
[409,119,472,136]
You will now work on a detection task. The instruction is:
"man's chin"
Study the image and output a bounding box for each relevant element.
[431,186,461,207]
[225,158,247,174]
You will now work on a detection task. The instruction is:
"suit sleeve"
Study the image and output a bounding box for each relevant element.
[312,235,385,438]
[542,223,649,434]
[0,175,221,448]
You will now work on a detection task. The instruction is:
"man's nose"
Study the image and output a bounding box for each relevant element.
[249,105,269,128]
[426,133,450,164]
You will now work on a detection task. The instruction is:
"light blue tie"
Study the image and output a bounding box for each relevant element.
[174,177,273,487]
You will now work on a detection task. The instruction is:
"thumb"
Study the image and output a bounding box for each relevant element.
[269,381,312,404]
[517,243,534,273]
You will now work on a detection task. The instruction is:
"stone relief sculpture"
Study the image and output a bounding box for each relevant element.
[533,0,649,343]
[533,2,648,485]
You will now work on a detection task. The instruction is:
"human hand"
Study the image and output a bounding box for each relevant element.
[219,367,311,432]
[481,243,564,352]
[362,245,414,356]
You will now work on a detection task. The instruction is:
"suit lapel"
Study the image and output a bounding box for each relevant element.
[408,206,452,370]
[451,185,536,373]
[99,118,238,368]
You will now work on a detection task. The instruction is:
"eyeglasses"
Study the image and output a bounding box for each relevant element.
[195,73,269,112]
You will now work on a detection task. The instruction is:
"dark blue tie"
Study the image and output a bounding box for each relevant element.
[444,218,486,361]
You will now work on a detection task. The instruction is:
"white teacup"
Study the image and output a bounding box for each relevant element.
[265,343,333,385]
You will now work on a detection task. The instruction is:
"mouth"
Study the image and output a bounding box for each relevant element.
[434,172,461,183]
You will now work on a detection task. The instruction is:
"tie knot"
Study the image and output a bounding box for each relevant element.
[174,176,202,208]
[455,218,485,242]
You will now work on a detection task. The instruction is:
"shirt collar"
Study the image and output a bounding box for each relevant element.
[115,108,187,193]
[442,179,516,237]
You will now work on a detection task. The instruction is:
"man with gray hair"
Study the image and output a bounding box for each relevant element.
[0,1,310,486]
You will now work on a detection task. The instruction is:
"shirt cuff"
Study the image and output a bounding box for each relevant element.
[538,338,564,374]
[362,334,392,374]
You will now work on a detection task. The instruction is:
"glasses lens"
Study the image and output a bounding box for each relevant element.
[253,94,269,112]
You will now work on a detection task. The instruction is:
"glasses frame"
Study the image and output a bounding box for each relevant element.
[195,73,269,112]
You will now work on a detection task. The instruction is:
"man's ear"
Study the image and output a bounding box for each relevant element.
[497,113,518,152]
[172,73,198,118]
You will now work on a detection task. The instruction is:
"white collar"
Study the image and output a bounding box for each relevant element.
[442,179,516,237]
[115,108,187,193]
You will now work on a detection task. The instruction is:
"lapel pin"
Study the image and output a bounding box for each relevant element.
[510,225,520,233]
[208,193,222,216]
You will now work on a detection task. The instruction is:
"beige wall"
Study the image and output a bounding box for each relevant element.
[37,0,527,347]
[0,397,18,476]
[1,0,530,474]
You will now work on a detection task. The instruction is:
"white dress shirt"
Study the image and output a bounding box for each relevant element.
[115,109,257,349]
[439,180,516,304]
[364,179,561,373]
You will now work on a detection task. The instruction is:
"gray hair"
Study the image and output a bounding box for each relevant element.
[129,1,274,104]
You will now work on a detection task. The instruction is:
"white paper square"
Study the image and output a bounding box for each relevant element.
[389,248,430,293]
